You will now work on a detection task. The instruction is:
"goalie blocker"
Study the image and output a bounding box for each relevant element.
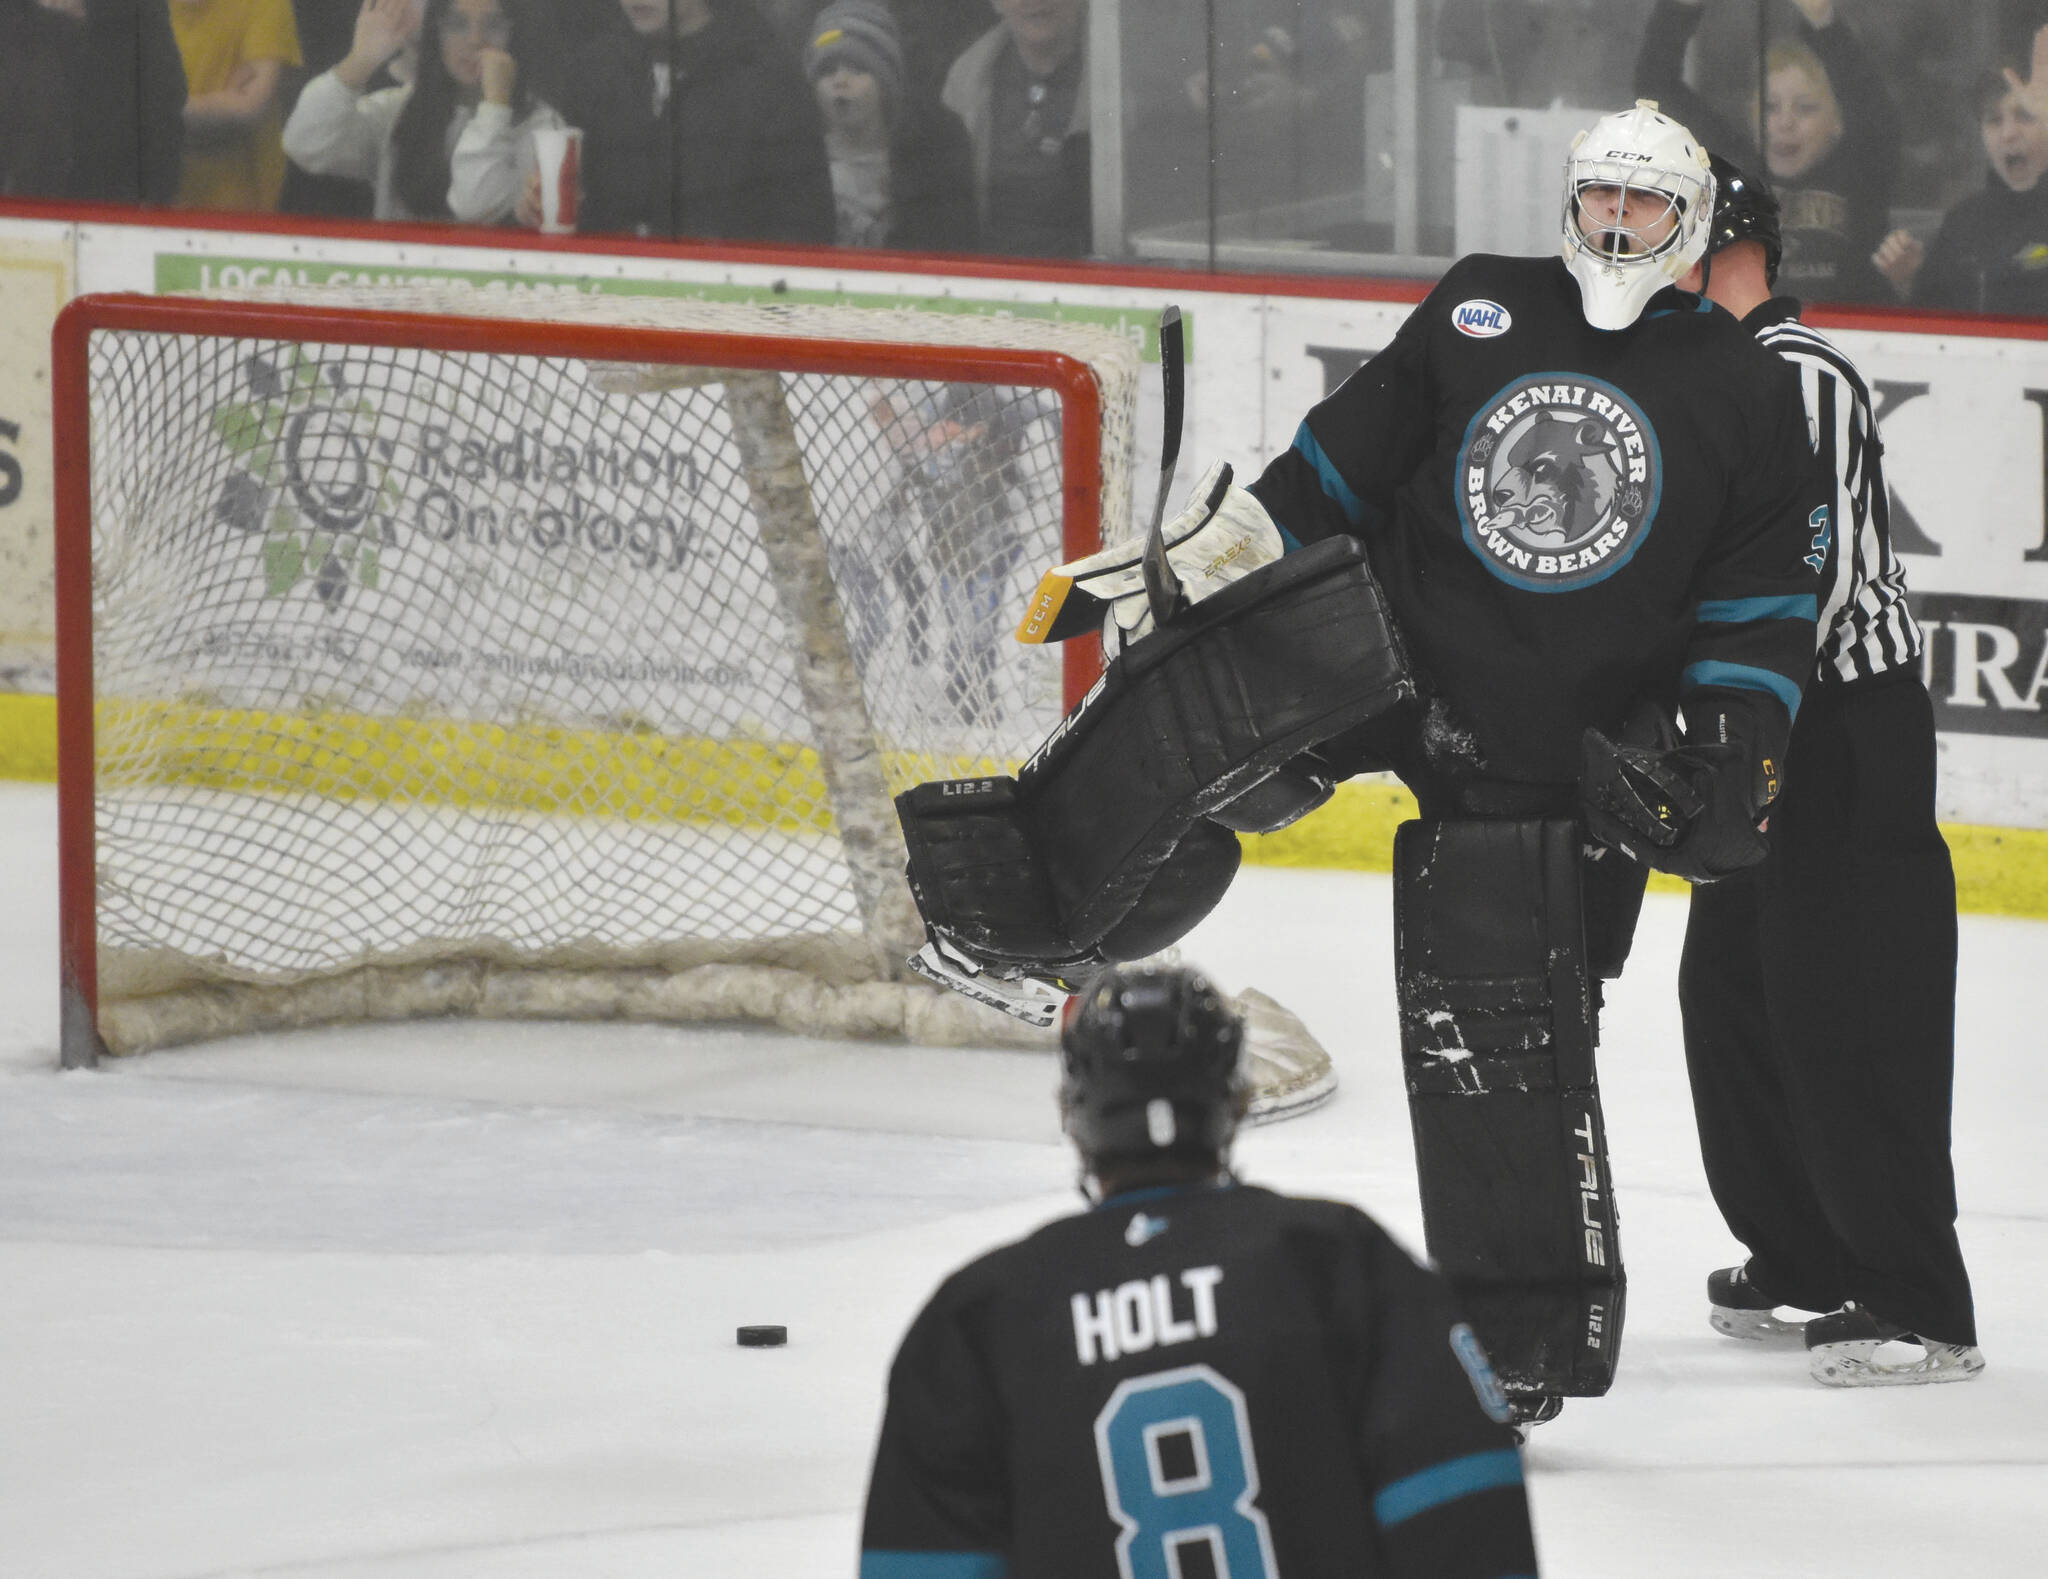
[897,536,1412,1009]
[1395,817,1625,1402]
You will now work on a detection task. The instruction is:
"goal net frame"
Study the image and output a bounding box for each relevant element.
[53,291,1111,1070]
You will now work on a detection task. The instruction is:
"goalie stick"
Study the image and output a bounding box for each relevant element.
[1140,305,1188,627]
[1017,304,1188,644]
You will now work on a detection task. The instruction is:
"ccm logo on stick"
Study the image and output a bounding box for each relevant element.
[1452,300,1512,338]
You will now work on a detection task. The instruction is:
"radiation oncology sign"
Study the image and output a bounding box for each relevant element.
[1456,374,1660,592]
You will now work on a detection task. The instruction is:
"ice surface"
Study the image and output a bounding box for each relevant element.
[1,780,2043,1576]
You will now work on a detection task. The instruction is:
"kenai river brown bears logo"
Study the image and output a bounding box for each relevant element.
[1455,374,1662,593]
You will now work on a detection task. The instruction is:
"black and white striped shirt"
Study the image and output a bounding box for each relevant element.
[1747,300,1921,684]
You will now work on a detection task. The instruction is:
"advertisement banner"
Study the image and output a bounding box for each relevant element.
[0,231,71,692]
[0,214,2041,830]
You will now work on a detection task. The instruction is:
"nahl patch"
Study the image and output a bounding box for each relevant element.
[1455,372,1662,593]
[1452,299,1513,338]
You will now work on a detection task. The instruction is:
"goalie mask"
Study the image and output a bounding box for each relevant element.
[1059,964,1246,1174]
[1562,99,1715,331]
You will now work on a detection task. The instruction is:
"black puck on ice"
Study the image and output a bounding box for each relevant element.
[737,1324,787,1348]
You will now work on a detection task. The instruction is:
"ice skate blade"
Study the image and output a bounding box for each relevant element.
[1809,1339,1986,1387]
[1710,1304,1808,1345]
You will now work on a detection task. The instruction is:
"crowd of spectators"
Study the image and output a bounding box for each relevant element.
[6,0,2048,311]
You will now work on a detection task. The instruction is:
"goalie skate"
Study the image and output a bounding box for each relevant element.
[1804,1305,1987,1387]
[907,938,1068,1029]
[1707,1263,1808,1346]
[1236,988,1338,1123]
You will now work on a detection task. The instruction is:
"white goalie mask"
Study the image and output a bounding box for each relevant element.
[1561,99,1715,331]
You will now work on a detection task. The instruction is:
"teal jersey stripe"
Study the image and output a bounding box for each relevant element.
[859,1552,1006,1579]
[1291,421,1366,529]
[1695,595,1818,624]
[1373,1447,1526,1529]
[1681,659,1803,719]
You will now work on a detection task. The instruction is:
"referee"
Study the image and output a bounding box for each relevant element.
[1676,157,1984,1386]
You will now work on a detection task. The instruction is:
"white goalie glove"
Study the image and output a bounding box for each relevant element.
[1015,462,1288,650]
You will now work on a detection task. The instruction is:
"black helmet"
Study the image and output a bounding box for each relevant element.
[1059,964,1246,1170]
[1706,152,1782,286]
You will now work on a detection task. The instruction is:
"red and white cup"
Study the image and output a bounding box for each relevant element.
[532,126,582,235]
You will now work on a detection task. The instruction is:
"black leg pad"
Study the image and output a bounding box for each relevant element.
[898,536,1412,976]
[1395,816,1625,1398]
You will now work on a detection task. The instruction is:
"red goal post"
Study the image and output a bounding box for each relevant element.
[53,289,1135,1066]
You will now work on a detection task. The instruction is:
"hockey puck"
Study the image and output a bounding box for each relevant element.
[737,1324,787,1348]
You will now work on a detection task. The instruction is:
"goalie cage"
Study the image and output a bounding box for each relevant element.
[52,287,1335,1121]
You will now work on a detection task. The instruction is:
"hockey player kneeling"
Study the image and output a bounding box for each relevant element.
[896,464,1415,1025]
[860,964,1541,1579]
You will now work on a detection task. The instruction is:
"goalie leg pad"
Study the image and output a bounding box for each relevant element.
[900,535,1412,971]
[1394,816,1625,1399]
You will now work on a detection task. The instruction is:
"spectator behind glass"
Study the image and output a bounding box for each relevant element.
[171,0,304,208]
[0,0,187,201]
[806,0,975,250]
[284,0,562,220]
[1635,0,1899,304]
[943,0,1088,258]
[1875,27,2048,312]
[0,0,82,195]
[281,0,386,214]
[551,0,833,242]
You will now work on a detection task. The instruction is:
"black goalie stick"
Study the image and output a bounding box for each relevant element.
[1015,304,1212,644]
[1139,305,1189,626]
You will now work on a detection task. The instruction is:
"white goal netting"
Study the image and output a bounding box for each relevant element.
[66,289,1334,1120]
[76,291,1137,1054]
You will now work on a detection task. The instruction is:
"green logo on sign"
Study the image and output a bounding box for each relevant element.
[209,348,400,608]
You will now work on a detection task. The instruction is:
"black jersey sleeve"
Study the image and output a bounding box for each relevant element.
[1632,1,1760,173]
[860,1273,1012,1578]
[1247,278,1446,546]
[1348,1220,1540,1579]
[1677,360,1828,766]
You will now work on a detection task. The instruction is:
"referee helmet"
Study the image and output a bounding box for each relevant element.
[1706,152,1784,286]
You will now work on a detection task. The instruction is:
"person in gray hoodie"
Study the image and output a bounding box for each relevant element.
[941,0,1087,257]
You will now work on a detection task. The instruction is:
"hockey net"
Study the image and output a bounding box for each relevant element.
[55,288,1334,1118]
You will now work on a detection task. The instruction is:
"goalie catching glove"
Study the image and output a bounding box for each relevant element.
[1015,462,1288,648]
[1579,694,1779,883]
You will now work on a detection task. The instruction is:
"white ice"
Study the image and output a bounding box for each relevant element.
[1,779,2042,1578]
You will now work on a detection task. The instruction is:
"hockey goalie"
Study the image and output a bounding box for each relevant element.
[895,101,1834,1432]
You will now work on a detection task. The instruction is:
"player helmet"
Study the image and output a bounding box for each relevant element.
[1561,99,1716,330]
[1059,964,1246,1172]
[1705,151,1783,287]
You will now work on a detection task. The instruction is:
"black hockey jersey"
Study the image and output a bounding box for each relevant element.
[860,1181,1538,1579]
[1250,254,1830,784]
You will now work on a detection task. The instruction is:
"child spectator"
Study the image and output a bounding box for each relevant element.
[1635,0,1899,304]
[552,0,833,242]
[170,0,304,209]
[943,0,1088,258]
[806,0,974,250]
[283,0,562,221]
[1875,26,2048,313]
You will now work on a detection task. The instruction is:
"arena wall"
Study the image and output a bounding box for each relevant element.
[4,212,2044,914]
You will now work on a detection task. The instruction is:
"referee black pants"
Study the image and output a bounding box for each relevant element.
[1678,670,1976,1346]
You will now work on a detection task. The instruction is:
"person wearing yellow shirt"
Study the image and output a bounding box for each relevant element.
[171,0,303,209]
